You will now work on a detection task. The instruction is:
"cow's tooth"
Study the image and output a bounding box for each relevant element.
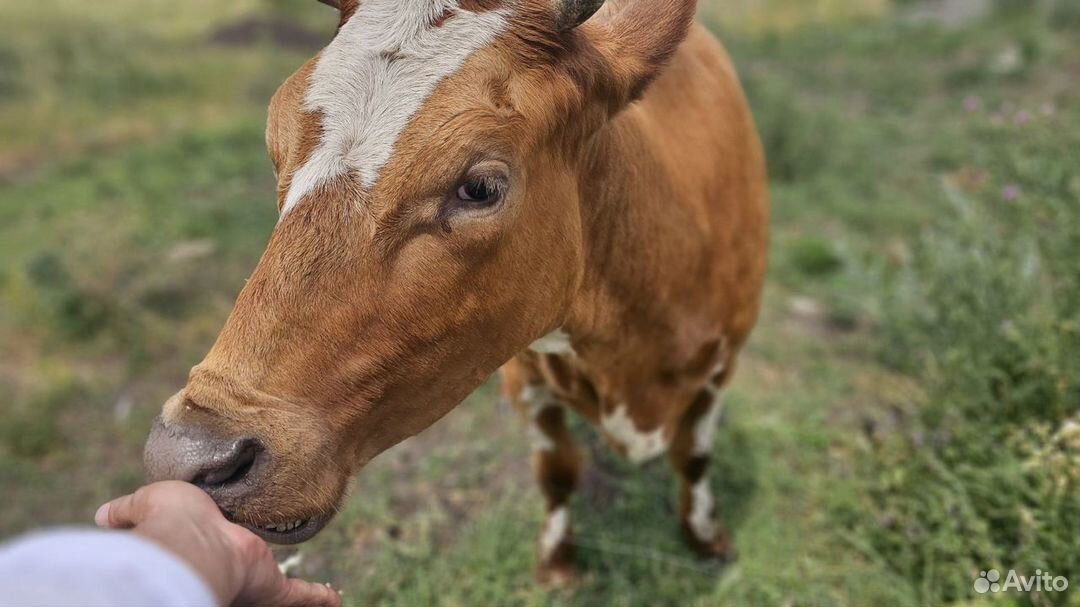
[264,519,307,533]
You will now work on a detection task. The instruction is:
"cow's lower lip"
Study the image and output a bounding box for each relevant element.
[245,514,329,545]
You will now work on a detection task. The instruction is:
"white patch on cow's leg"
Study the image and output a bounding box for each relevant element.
[519,384,561,452]
[693,387,724,456]
[520,384,578,569]
[528,328,575,356]
[528,420,555,452]
[281,1,512,218]
[540,506,570,561]
[601,404,668,464]
[688,479,717,542]
[683,382,726,543]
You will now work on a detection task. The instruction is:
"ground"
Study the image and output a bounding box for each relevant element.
[1,1,1078,606]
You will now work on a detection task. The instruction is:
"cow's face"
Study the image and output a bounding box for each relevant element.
[144,0,693,543]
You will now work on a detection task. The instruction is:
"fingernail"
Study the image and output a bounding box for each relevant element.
[94,503,109,527]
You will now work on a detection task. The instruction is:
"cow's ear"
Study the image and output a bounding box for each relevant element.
[568,0,697,113]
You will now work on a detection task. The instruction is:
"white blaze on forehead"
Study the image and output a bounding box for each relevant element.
[281,0,512,218]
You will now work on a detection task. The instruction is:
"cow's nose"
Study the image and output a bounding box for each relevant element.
[144,417,266,503]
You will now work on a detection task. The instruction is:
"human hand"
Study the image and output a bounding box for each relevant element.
[95,481,340,607]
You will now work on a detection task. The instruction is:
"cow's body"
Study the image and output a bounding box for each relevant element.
[500,22,768,577]
[143,0,768,584]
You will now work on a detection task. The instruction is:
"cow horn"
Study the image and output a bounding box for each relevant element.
[316,0,341,9]
[555,0,606,32]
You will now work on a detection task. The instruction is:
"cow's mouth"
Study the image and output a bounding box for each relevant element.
[244,514,330,545]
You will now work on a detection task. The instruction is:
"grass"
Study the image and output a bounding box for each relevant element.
[1,1,1078,606]
[0,0,332,172]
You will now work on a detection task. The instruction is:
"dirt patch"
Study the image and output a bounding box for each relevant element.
[905,0,993,28]
[208,18,328,51]
[784,295,867,337]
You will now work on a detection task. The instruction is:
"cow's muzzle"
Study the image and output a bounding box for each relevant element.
[143,417,329,544]
[144,416,266,496]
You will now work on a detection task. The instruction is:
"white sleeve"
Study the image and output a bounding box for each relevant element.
[0,528,218,607]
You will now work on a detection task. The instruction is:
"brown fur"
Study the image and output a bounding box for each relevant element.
[152,0,767,577]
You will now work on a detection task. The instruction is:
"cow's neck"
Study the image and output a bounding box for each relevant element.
[564,115,711,358]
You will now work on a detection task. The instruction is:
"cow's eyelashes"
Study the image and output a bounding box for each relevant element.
[447,162,510,214]
[456,176,503,207]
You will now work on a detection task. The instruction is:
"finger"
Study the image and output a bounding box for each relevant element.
[94,492,144,529]
[94,502,112,528]
[265,578,342,607]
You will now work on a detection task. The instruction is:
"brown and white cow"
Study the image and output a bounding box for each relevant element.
[144,0,768,582]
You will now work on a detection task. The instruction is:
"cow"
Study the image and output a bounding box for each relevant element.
[143,0,769,583]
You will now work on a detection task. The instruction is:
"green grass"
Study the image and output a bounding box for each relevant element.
[1,1,1078,606]
[0,0,332,170]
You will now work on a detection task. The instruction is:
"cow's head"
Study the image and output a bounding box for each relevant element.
[144,0,694,543]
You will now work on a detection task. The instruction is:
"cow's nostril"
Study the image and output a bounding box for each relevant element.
[145,417,270,507]
[192,438,264,490]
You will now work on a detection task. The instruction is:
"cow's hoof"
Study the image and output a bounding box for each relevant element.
[700,536,737,564]
[683,527,737,564]
[536,561,581,589]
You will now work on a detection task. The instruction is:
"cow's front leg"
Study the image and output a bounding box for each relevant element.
[504,370,582,585]
[668,383,734,562]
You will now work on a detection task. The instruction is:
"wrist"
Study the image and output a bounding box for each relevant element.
[132,525,240,607]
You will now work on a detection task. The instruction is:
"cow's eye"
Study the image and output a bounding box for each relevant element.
[445,161,510,218]
[456,177,501,207]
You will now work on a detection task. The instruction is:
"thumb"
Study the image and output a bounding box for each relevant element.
[95,491,146,529]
